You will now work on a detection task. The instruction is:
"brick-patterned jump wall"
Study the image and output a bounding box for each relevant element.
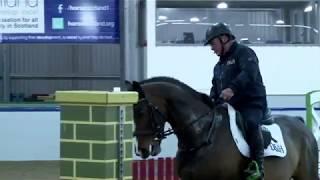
[55,91,138,180]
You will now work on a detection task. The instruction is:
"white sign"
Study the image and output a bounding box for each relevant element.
[0,0,44,33]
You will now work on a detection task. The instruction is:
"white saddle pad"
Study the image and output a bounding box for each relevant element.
[227,104,287,158]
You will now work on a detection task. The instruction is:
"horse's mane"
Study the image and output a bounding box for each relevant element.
[140,76,214,108]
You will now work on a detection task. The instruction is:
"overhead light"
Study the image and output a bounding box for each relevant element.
[158,15,168,20]
[273,24,292,27]
[190,17,200,22]
[156,23,168,27]
[304,5,313,12]
[249,23,271,27]
[172,23,190,25]
[165,20,185,23]
[276,20,285,24]
[196,23,213,26]
[217,2,228,9]
[294,25,312,29]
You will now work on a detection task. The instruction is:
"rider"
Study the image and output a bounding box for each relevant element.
[204,22,267,179]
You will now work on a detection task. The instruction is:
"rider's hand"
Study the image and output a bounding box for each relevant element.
[219,88,234,101]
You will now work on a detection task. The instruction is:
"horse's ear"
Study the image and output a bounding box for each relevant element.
[132,81,146,99]
[124,80,133,91]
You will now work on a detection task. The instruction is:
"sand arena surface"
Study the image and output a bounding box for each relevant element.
[0,161,59,180]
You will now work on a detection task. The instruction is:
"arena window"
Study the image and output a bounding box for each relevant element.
[156,0,320,46]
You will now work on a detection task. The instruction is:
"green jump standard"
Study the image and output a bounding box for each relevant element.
[56,91,138,180]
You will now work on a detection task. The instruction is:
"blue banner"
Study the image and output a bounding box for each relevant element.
[0,0,119,43]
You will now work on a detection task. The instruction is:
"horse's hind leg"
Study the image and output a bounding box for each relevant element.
[292,142,318,180]
[292,158,318,179]
[292,169,319,180]
[292,162,318,180]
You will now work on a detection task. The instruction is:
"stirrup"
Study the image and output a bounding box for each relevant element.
[244,161,263,180]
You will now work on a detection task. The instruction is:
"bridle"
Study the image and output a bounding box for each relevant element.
[130,81,217,155]
[133,98,173,141]
[133,98,214,146]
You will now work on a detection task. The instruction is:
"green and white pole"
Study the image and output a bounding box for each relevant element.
[306,90,320,141]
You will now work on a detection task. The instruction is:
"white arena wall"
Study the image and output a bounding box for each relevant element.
[0,111,60,161]
[146,0,320,95]
[146,46,320,95]
[0,95,315,161]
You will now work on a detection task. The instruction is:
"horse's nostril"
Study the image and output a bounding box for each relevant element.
[151,143,161,156]
[140,148,150,159]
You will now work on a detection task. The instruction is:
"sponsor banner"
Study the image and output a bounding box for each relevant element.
[0,0,119,43]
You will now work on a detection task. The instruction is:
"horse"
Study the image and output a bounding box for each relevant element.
[126,77,318,180]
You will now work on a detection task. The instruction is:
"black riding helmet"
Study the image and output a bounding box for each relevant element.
[204,22,235,46]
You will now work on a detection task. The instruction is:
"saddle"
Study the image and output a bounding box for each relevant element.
[218,103,287,158]
[200,94,274,148]
[236,108,274,149]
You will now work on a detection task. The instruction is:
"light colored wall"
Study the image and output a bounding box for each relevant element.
[0,97,313,160]
[147,0,320,95]
[0,112,60,161]
[147,46,320,95]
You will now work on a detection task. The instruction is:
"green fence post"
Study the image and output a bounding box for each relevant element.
[306,90,320,139]
[306,91,313,129]
[56,90,138,180]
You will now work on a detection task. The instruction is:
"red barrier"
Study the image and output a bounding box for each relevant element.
[165,158,172,180]
[133,161,139,180]
[148,159,155,180]
[158,158,165,180]
[133,157,180,180]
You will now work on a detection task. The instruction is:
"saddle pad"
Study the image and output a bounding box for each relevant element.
[227,104,287,158]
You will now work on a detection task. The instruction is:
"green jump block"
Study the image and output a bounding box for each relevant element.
[77,161,115,179]
[61,142,90,159]
[60,160,73,177]
[125,106,134,122]
[92,106,119,122]
[125,142,133,159]
[92,143,117,160]
[116,160,132,177]
[116,124,133,140]
[61,124,74,139]
[55,91,138,104]
[61,105,89,122]
[76,124,115,141]
[58,90,136,179]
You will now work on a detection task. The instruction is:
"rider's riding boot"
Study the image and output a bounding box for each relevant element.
[249,126,264,179]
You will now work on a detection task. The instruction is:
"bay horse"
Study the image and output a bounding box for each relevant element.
[126,77,318,180]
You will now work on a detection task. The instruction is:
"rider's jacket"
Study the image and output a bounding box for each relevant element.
[210,42,267,109]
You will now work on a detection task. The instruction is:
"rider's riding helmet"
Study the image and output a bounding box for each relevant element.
[204,22,235,45]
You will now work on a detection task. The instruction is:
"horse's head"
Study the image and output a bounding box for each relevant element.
[126,81,166,159]
[126,77,215,158]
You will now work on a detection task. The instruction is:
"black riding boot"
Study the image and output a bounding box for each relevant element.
[248,126,264,179]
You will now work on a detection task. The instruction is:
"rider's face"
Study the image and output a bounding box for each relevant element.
[209,37,223,56]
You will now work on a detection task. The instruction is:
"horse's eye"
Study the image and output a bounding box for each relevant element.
[134,111,143,118]
[134,107,146,118]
